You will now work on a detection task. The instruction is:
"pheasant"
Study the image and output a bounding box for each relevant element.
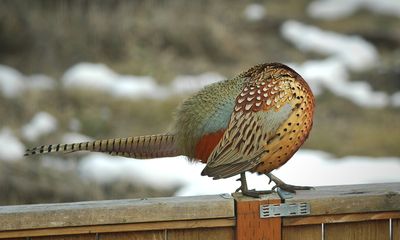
[25,62,315,197]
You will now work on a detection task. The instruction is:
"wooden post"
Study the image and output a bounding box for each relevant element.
[234,193,282,240]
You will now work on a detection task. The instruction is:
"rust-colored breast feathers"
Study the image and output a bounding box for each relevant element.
[195,129,225,163]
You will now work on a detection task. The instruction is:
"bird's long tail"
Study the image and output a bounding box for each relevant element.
[24,134,178,159]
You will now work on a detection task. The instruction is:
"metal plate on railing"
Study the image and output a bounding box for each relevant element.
[260,202,310,218]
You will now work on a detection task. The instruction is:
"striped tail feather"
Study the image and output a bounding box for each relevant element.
[24,134,178,159]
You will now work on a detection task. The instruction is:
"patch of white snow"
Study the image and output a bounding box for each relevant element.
[244,3,266,21]
[75,149,400,196]
[21,112,58,141]
[281,20,378,72]
[391,92,400,107]
[0,64,25,98]
[172,72,225,94]
[62,62,167,99]
[0,127,25,161]
[288,59,389,107]
[112,75,168,99]
[62,63,116,91]
[61,132,93,144]
[308,0,400,20]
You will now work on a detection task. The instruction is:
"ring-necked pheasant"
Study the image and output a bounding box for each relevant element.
[25,62,315,197]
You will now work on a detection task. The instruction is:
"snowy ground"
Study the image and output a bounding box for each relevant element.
[21,112,58,142]
[0,128,25,162]
[281,20,378,72]
[76,149,400,196]
[0,64,55,98]
[1,60,399,108]
[243,3,266,22]
[308,0,400,20]
[280,20,394,108]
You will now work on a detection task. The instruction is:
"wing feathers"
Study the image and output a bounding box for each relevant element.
[202,73,295,178]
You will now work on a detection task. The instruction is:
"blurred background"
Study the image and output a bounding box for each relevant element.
[1,0,400,205]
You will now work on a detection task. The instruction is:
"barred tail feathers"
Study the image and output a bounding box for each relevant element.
[24,134,178,159]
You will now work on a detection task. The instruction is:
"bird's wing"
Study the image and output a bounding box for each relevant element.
[201,77,293,179]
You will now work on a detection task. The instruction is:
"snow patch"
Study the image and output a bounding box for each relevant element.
[244,3,266,21]
[62,63,116,91]
[308,0,400,20]
[25,74,56,90]
[21,112,58,141]
[112,75,168,99]
[61,132,93,144]
[281,20,378,72]
[281,21,393,108]
[391,92,400,107]
[330,80,389,108]
[288,59,389,107]
[274,150,400,186]
[62,63,167,99]
[0,127,25,161]
[79,154,187,187]
[172,72,225,94]
[75,149,400,196]
[0,64,25,98]
[289,58,348,95]
[0,65,55,98]
[62,63,226,99]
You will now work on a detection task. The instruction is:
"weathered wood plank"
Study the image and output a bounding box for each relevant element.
[234,193,281,240]
[167,227,234,240]
[283,211,400,226]
[32,235,95,240]
[393,219,400,240]
[325,220,389,240]
[282,225,322,240]
[285,182,400,216]
[100,231,165,240]
[0,194,234,231]
[0,219,235,239]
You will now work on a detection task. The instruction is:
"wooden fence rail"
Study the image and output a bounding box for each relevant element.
[0,182,399,240]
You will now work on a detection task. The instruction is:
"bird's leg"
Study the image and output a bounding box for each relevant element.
[266,173,314,193]
[235,172,273,198]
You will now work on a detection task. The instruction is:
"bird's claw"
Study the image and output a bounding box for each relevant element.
[267,173,314,193]
[236,172,273,198]
[241,189,273,198]
[272,184,314,193]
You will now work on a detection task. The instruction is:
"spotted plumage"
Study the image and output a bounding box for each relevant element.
[25,62,315,196]
[200,63,314,179]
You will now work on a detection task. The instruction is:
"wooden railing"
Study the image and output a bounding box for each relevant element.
[0,182,399,240]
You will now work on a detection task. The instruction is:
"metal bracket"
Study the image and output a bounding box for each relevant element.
[260,202,310,218]
[276,188,294,199]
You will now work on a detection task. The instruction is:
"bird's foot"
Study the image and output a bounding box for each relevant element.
[235,186,273,198]
[243,189,274,198]
[272,183,313,193]
[235,173,273,198]
[266,173,314,193]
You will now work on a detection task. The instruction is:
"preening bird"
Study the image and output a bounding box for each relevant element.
[25,62,315,197]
